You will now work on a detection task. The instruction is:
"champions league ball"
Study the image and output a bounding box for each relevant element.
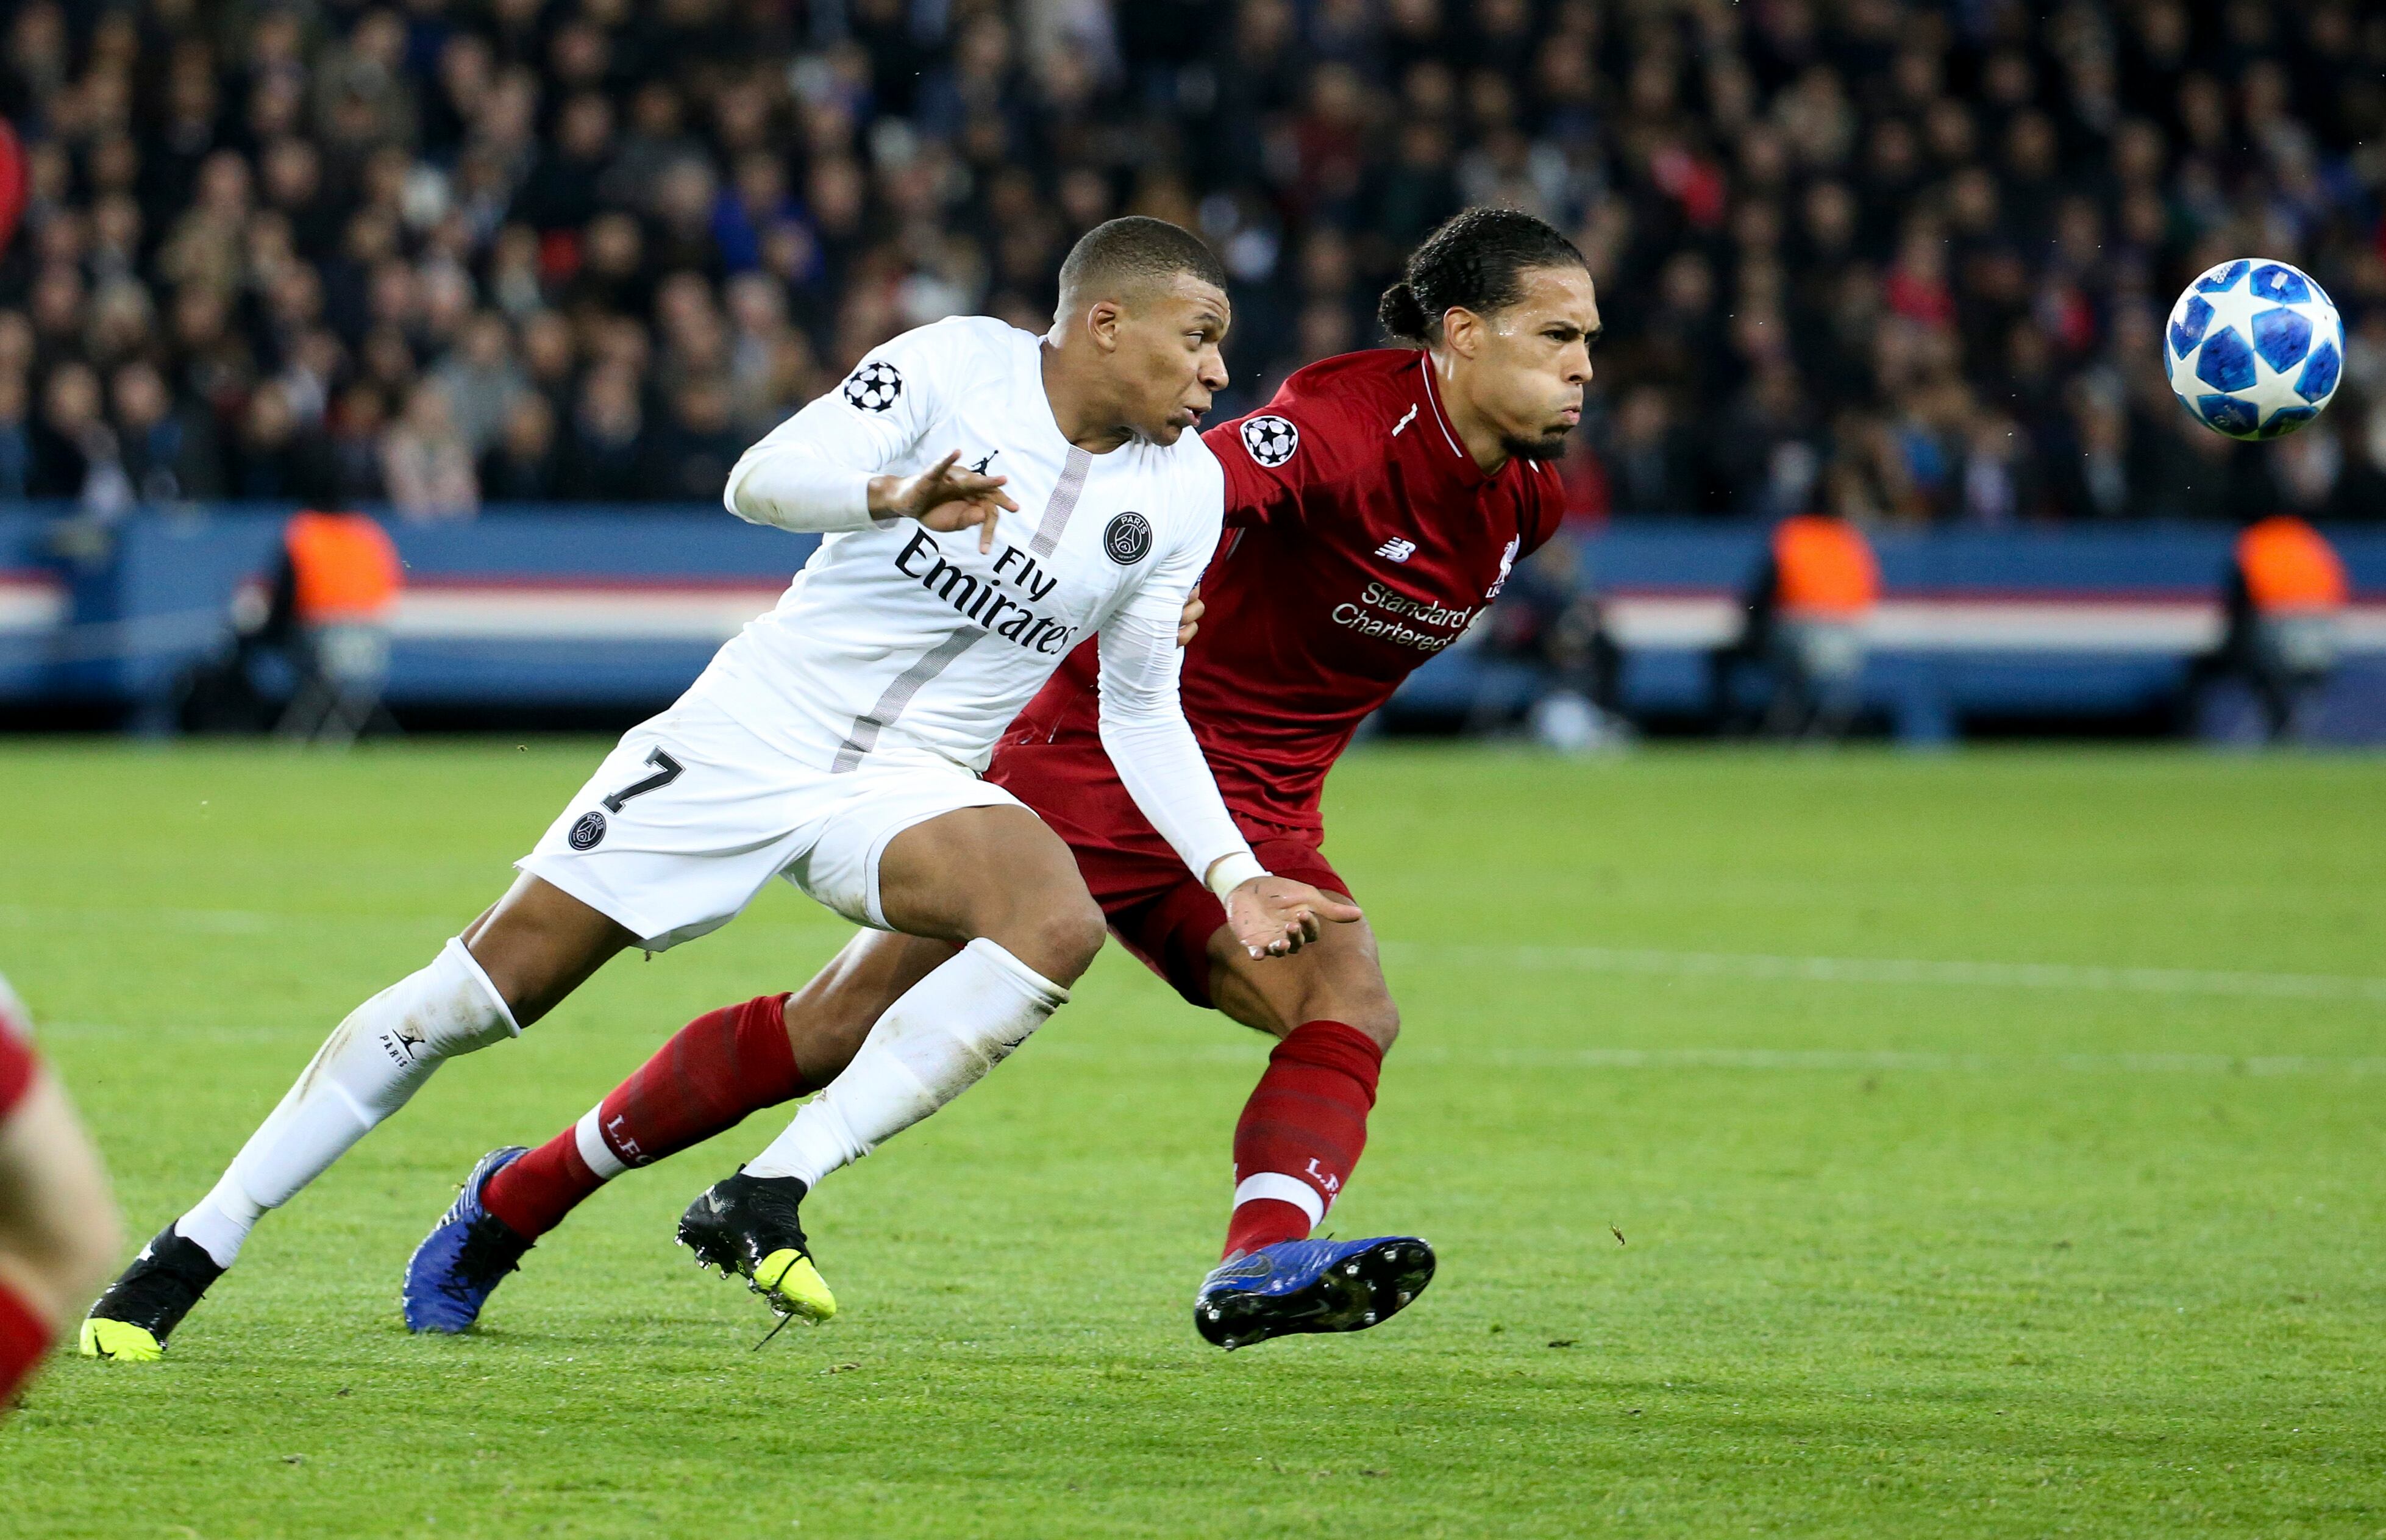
[2163,258,2342,440]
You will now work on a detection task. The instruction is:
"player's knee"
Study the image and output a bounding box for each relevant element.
[1253,988,1398,1050]
[1008,897,1106,985]
[1307,989,1398,1051]
[462,879,630,1027]
[1047,898,1110,980]
[1348,999,1400,1052]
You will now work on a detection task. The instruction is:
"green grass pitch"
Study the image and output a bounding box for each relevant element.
[2,741,2382,1538]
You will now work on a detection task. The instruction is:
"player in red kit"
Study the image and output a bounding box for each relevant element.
[406,209,1597,1350]
[0,975,122,1411]
[984,215,1589,1345]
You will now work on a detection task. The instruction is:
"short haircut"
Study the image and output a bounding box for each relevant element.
[1056,216,1228,310]
[1378,207,1588,344]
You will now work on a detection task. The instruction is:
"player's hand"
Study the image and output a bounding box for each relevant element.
[874,450,1020,554]
[1225,876,1363,960]
[1177,583,1203,647]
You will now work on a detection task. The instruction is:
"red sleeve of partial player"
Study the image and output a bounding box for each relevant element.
[1203,365,1371,530]
[0,123,26,262]
[1205,413,1309,529]
[0,993,37,1119]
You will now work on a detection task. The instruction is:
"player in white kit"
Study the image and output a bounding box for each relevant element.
[82,218,1357,1360]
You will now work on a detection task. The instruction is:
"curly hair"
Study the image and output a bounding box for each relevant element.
[1376,207,1588,344]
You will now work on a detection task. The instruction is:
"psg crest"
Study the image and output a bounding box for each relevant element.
[1242,415,1298,467]
[568,810,607,850]
[843,361,903,412]
[1103,511,1153,565]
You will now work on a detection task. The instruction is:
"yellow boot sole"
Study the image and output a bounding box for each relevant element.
[750,1249,836,1324]
[79,1317,166,1362]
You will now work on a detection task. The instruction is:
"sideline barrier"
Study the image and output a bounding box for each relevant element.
[1396,521,2386,743]
[0,507,814,729]
[2,505,2381,741]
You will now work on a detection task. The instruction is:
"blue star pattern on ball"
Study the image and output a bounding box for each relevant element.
[2164,258,2342,441]
[2196,394,2260,438]
[2251,307,2312,374]
[2298,339,2341,402]
[2248,262,2311,305]
[2194,259,2249,294]
[2168,294,2213,360]
[2195,326,2255,393]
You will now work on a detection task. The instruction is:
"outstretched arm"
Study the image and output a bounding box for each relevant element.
[733,446,1020,541]
[1096,551,1360,960]
[724,330,1015,538]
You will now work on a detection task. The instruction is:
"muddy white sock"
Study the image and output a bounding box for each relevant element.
[173,939,517,1267]
[743,939,1066,1186]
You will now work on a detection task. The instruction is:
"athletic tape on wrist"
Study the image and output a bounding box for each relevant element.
[1205,851,1268,899]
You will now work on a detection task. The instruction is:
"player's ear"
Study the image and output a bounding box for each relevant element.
[1442,305,1483,358]
[1084,299,1125,354]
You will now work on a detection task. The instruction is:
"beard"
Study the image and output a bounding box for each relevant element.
[1502,422,1575,462]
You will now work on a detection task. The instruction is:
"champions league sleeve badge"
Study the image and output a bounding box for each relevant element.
[1241,415,1298,467]
[843,360,903,412]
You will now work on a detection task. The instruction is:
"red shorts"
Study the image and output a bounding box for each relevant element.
[986,733,1347,1009]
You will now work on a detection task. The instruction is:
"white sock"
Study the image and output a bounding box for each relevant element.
[173,938,518,1268]
[743,938,1067,1186]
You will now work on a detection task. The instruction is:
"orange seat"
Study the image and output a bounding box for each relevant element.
[285,511,402,624]
[1773,515,1879,619]
[2236,516,2348,615]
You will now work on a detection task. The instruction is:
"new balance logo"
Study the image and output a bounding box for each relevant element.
[1375,538,1418,563]
[1391,404,1419,437]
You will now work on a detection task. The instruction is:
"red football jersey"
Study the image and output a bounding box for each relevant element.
[0,975,35,1118]
[1005,348,1569,832]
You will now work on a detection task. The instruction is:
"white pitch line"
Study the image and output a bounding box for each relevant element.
[30,1024,2386,1078]
[1029,1039,2386,1077]
[1378,942,2386,1005]
[7,908,2380,1007]
[1409,1046,2386,1077]
[0,902,455,937]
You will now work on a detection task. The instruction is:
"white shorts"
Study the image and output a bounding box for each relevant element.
[518,696,1024,950]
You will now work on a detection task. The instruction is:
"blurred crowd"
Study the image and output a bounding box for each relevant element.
[2,0,2384,522]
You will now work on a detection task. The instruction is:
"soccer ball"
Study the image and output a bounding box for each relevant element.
[2163,258,2342,440]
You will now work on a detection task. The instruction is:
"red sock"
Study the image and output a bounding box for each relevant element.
[0,1277,55,1413]
[484,994,816,1239]
[1223,1020,1384,1260]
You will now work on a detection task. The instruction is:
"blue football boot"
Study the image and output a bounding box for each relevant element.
[1194,1236,1436,1350]
[402,1146,533,1333]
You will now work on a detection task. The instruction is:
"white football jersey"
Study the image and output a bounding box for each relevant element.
[690,315,1225,780]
